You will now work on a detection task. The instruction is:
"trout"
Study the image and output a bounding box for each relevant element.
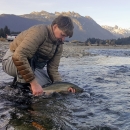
[42,82,83,95]
[4,82,83,96]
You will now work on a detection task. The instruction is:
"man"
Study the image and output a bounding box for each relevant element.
[2,15,75,96]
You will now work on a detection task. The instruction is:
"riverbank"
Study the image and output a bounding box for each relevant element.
[1,41,130,62]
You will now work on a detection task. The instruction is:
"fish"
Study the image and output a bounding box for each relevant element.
[42,82,83,95]
[4,82,83,96]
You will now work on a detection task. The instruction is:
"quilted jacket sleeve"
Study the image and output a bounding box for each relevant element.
[47,44,63,82]
[12,25,47,83]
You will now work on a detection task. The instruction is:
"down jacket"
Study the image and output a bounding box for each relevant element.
[10,24,63,83]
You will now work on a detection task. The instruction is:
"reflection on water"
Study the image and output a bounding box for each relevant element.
[1,49,130,130]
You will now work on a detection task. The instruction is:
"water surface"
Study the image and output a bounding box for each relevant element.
[1,48,130,130]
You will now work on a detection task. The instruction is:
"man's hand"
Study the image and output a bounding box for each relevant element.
[30,79,43,96]
[68,87,75,93]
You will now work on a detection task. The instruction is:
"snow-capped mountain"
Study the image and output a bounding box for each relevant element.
[0,10,117,41]
[102,25,130,38]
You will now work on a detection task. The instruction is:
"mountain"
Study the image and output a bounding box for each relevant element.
[102,25,130,38]
[0,14,46,31]
[21,11,116,41]
[0,11,116,41]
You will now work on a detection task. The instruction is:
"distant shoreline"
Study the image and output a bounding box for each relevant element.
[64,42,130,49]
[1,41,130,49]
[1,41,130,62]
[62,43,130,57]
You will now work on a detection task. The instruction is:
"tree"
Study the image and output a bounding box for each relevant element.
[0,28,4,38]
[0,26,11,38]
[4,26,10,37]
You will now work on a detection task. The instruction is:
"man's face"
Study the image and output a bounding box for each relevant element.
[52,24,67,42]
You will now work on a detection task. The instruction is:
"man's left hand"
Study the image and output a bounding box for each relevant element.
[68,87,75,93]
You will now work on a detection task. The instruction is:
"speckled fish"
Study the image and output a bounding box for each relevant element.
[42,82,83,95]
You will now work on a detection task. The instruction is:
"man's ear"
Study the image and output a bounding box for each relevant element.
[52,24,58,30]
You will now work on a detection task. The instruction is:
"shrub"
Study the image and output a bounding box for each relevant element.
[0,37,6,41]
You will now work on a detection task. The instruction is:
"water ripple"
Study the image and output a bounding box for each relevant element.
[1,49,130,129]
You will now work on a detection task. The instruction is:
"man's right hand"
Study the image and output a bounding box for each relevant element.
[30,79,43,96]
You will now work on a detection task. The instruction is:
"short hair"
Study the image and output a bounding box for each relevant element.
[51,15,74,38]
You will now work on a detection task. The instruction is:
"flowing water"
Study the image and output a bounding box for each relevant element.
[1,48,130,130]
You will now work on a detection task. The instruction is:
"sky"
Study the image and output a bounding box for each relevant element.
[0,0,130,29]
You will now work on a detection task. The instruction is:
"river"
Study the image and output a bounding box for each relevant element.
[1,48,130,130]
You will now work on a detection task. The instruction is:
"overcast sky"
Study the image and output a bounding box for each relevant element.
[0,0,129,28]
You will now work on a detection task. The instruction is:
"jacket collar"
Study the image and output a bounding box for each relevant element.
[47,25,64,45]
